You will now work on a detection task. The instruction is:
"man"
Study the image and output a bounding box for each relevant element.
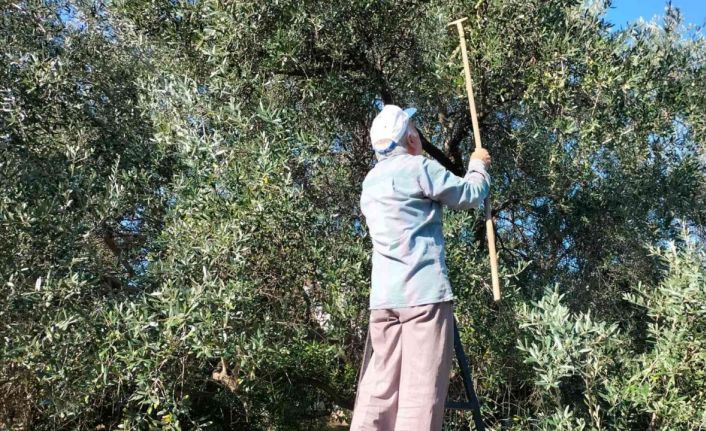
[351,104,491,431]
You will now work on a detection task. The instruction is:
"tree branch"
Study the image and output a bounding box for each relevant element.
[443,111,471,171]
[417,128,464,176]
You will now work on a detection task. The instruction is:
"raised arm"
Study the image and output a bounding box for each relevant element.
[417,155,490,210]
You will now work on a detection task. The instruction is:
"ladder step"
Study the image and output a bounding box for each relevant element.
[445,401,475,410]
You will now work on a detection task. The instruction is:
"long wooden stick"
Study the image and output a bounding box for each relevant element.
[449,17,501,302]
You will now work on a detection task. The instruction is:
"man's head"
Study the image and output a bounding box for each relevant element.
[370,105,421,158]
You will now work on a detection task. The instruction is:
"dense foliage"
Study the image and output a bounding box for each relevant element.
[1,0,704,429]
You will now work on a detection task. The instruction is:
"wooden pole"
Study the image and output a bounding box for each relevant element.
[449,17,501,302]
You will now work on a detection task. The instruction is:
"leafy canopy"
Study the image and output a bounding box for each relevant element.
[1,0,705,429]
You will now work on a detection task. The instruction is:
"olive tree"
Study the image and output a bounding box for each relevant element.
[2,0,705,429]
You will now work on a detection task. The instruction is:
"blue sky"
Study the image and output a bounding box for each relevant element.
[605,0,706,27]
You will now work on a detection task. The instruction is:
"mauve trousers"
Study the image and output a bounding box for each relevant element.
[350,301,454,431]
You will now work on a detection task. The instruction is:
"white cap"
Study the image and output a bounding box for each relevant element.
[370,105,417,155]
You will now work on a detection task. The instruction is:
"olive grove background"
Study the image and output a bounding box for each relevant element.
[1,0,705,429]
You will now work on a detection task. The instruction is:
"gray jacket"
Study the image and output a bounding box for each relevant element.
[360,151,490,309]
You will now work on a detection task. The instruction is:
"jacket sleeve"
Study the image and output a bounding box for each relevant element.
[417,157,490,210]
